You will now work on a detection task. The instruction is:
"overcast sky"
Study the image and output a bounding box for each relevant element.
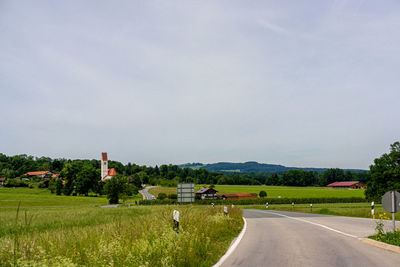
[1,0,399,169]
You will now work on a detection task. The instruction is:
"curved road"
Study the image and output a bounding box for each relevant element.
[139,185,156,200]
[221,209,400,267]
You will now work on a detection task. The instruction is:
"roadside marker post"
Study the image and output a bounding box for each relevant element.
[224,206,228,216]
[266,202,269,209]
[292,202,294,211]
[173,210,180,234]
[211,203,214,208]
[232,204,235,208]
[371,201,375,218]
[310,204,312,213]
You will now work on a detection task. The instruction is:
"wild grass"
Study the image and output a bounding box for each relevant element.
[150,185,366,198]
[0,200,242,266]
[240,203,400,220]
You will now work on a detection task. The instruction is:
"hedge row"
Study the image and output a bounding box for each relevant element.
[138,197,367,205]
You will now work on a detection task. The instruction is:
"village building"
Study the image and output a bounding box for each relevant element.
[327,181,366,189]
[101,152,117,181]
[51,173,61,179]
[24,171,53,179]
[195,187,218,199]
[0,177,5,186]
[218,193,258,200]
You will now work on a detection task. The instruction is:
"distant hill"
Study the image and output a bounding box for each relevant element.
[179,161,366,174]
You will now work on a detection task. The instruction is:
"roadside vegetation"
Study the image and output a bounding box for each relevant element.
[0,191,243,266]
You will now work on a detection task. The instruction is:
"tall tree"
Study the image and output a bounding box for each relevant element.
[365,142,400,201]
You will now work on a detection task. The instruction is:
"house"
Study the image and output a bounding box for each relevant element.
[0,177,5,186]
[24,171,53,179]
[101,152,117,181]
[218,193,258,200]
[195,187,218,199]
[51,173,61,179]
[327,181,366,189]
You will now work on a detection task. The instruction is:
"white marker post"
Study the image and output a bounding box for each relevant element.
[392,191,396,232]
[371,201,375,218]
[224,206,228,216]
[292,202,294,211]
[232,204,235,208]
[310,203,313,213]
[211,203,215,208]
[173,210,180,234]
[266,202,269,209]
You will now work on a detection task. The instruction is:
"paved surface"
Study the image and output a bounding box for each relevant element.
[139,185,156,200]
[221,209,400,267]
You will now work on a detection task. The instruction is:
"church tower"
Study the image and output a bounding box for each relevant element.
[101,152,108,181]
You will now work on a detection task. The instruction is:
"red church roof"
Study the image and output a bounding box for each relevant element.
[327,181,360,187]
[108,168,117,176]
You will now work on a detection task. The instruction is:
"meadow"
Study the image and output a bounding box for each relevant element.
[149,185,366,199]
[0,188,243,266]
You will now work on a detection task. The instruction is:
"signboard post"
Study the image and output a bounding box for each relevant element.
[382,190,400,232]
[177,183,195,204]
[371,201,375,218]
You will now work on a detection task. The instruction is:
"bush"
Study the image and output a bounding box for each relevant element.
[104,175,130,204]
[38,180,49,188]
[4,179,29,188]
[157,193,167,200]
[259,191,267,198]
[168,193,177,199]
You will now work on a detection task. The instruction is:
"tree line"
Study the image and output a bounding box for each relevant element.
[0,153,370,190]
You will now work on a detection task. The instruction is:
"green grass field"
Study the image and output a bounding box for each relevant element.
[149,185,366,199]
[0,188,243,266]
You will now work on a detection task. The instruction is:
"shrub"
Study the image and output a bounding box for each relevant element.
[4,179,29,188]
[168,193,177,199]
[259,191,267,198]
[157,192,167,200]
[104,175,130,204]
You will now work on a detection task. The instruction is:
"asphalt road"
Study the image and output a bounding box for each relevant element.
[139,185,156,200]
[221,209,400,267]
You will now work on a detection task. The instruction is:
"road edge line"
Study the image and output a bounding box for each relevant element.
[213,217,247,267]
[362,238,400,254]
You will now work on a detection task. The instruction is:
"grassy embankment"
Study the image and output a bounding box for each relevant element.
[239,203,400,220]
[0,188,243,266]
[149,185,365,199]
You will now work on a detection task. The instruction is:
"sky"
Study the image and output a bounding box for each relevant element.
[1,0,399,169]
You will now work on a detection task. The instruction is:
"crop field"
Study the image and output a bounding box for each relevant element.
[0,188,243,266]
[239,203,400,220]
[149,185,365,199]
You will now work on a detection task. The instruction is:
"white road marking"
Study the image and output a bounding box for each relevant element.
[213,217,247,267]
[253,210,359,239]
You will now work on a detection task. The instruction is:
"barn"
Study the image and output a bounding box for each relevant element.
[219,193,258,200]
[327,181,366,189]
[196,188,218,199]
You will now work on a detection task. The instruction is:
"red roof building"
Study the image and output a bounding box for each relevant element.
[108,168,117,176]
[24,171,53,178]
[327,181,366,189]
[51,174,60,178]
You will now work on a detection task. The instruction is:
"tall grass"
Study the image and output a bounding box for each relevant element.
[0,205,243,266]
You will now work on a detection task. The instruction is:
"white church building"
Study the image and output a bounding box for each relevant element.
[101,152,117,181]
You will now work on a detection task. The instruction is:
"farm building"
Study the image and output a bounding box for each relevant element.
[0,177,5,186]
[218,193,258,200]
[196,187,218,199]
[327,181,366,189]
[24,171,53,179]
